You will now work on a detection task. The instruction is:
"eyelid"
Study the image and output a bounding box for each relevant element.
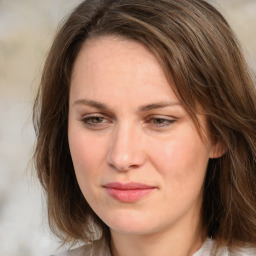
[81,112,113,120]
[82,113,105,118]
[145,115,177,127]
[146,114,176,121]
[80,113,112,128]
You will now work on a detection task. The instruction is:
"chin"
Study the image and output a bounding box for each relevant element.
[103,210,159,235]
[110,223,153,235]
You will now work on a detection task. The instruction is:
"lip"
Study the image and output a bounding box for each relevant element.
[103,182,156,203]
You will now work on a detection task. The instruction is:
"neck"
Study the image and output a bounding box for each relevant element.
[110,218,205,256]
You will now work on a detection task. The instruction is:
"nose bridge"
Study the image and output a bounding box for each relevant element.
[107,121,145,171]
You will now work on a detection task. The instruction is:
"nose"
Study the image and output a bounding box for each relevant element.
[107,123,146,172]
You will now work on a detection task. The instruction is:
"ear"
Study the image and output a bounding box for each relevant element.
[209,137,228,159]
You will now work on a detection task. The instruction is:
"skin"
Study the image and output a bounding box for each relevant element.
[68,36,222,256]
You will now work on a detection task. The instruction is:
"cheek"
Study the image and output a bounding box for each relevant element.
[148,130,210,189]
[68,129,108,205]
[68,127,105,180]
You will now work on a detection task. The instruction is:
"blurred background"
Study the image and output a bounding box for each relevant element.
[0,0,255,255]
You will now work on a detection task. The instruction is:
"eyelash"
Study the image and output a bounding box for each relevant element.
[81,114,110,128]
[80,114,176,129]
[146,116,176,127]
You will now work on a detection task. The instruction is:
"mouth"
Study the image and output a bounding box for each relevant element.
[103,182,156,203]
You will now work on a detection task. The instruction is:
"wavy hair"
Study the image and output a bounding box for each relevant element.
[33,0,256,248]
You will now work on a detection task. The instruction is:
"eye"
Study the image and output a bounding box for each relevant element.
[81,114,111,129]
[146,116,176,128]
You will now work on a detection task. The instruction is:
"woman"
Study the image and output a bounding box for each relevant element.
[33,0,256,255]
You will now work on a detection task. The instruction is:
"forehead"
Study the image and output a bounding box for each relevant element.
[72,36,164,83]
[70,36,178,105]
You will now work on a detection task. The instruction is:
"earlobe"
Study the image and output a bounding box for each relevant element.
[209,138,228,159]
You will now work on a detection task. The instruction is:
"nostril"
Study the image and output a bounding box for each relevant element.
[107,150,147,171]
[108,162,140,172]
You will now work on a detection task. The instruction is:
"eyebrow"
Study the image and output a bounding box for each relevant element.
[73,99,109,110]
[139,101,181,112]
[72,99,181,112]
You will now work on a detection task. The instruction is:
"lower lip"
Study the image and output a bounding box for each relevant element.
[105,187,155,203]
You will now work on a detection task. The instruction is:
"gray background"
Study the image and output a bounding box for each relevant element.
[0,0,255,255]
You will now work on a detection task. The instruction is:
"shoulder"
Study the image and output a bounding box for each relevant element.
[194,238,256,256]
[229,246,256,256]
[51,238,111,256]
[52,245,88,256]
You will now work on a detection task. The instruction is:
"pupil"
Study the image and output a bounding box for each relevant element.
[156,119,163,124]
[93,117,102,123]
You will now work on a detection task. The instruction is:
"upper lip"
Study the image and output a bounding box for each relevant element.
[103,182,155,190]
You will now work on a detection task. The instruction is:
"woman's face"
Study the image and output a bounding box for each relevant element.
[68,36,218,236]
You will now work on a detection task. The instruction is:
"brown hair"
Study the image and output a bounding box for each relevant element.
[33,0,256,248]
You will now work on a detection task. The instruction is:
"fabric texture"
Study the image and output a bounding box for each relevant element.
[52,238,256,256]
[52,239,111,256]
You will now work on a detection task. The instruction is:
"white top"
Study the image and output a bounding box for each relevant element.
[53,238,256,256]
